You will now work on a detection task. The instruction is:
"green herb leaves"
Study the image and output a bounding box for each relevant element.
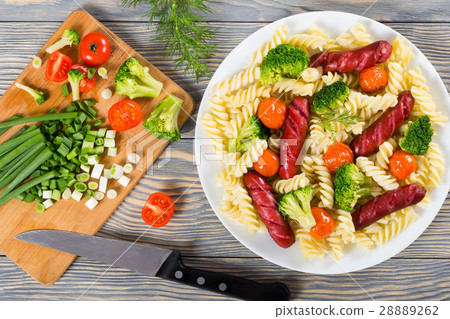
[122,0,216,81]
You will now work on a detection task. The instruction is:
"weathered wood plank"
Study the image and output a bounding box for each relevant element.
[0,0,449,23]
[0,140,449,260]
[0,22,449,140]
[0,256,449,300]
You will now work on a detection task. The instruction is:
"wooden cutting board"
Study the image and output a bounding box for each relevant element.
[0,9,194,285]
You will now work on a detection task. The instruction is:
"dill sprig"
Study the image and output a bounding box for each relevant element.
[122,0,217,81]
[317,110,362,141]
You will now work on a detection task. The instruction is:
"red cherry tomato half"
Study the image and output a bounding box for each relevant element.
[108,99,143,131]
[71,64,97,93]
[80,32,111,67]
[324,142,354,173]
[141,192,175,227]
[309,207,335,239]
[45,51,73,82]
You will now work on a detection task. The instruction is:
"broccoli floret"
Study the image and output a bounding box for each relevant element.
[115,57,163,99]
[14,83,46,105]
[334,163,372,212]
[313,80,349,114]
[67,69,84,101]
[227,116,269,153]
[45,29,80,54]
[278,187,316,232]
[259,44,310,85]
[143,94,184,142]
[399,116,434,155]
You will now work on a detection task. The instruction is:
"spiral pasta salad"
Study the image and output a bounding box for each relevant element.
[201,23,446,260]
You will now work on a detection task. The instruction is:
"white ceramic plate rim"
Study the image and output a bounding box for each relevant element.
[194,11,450,274]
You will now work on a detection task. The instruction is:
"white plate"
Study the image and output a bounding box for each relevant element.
[194,11,450,274]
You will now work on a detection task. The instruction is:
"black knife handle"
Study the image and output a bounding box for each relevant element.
[155,251,290,301]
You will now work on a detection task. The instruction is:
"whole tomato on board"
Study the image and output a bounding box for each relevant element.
[71,64,97,93]
[108,99,143,131]
[141,192,175,227]
[45,51,73,82]
[80,32,111,67]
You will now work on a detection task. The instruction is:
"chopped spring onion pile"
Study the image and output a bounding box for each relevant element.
[0,100,118,212]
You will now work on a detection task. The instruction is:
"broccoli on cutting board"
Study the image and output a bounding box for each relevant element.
[278,187,316,232]
[334,163,372,212]
[227,115,268,153]
[313,80,349,114]
[399,116,434,155]
[46,29,80,54]
[115,57,163,99]
[144,94,184,142]
[14,83,46,105]
[259,44,310,85]
[67,69,84,101]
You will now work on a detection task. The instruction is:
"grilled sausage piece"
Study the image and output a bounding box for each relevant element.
[309,40,392,73]
[279,97,310,179]
[352,184,426,231]
[350,91,414,157]
[244,171,295,248]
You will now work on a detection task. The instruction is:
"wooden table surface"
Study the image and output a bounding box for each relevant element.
[0,0,449,301]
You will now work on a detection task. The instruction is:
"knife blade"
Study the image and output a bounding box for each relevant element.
[16,230,290,301]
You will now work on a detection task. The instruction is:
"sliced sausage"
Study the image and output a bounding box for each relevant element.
[309,40,392,73]
[279,97,309,179]
[350,91,414,157]
[352,184,426,231]
[244,170,295,248]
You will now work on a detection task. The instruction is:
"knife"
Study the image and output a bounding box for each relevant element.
[16,230,290,301]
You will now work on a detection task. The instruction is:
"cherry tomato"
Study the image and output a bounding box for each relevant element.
[80,32,111,67]
[309,207,335,239]
[141,192,175,227]
[359,65,388,93]
[389,150,417,180]
[324,142,354,173]
[253,149,280,177]
[71,64,97,93]
[45,51,73,82]
[108,100,143,131]
[257,97,287,130]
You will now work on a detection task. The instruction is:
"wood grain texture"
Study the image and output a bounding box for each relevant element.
[0,10,194,286]
[0,256,449,300]
[0,2,450,300]
[0,0,449,23]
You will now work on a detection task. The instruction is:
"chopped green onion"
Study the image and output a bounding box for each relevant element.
[74,182,87,192]
[71,189,83,202]
[35,203,45,213]
[87,155,99,165]
[76,173,90,182]
[43,199,53,209]
[87,130,98,136]
[94,191,104,201]
[97,128,107,137]
[84,134,96,143]
[123,163,133,174]
[93,120,102,127]
[106,189,117,199]
[95,138,104,146]
[67,146,80,160]
[87,68,96,79]
[24,193,36,203]
[62,188,72,200]
[0,113,78,130]
[49,179,57,190]
[56,178,68,191]
[73,132,84,140]
[83,99,96,107]
[80,164,90,173]
[93,146,104,155]
[79,154,89,164]
[57,143,70,157]
[86,189,95,198]
[51,189,61,201]
[61,84,70,97]
[88,181,98,190]
[107,147,117,157]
